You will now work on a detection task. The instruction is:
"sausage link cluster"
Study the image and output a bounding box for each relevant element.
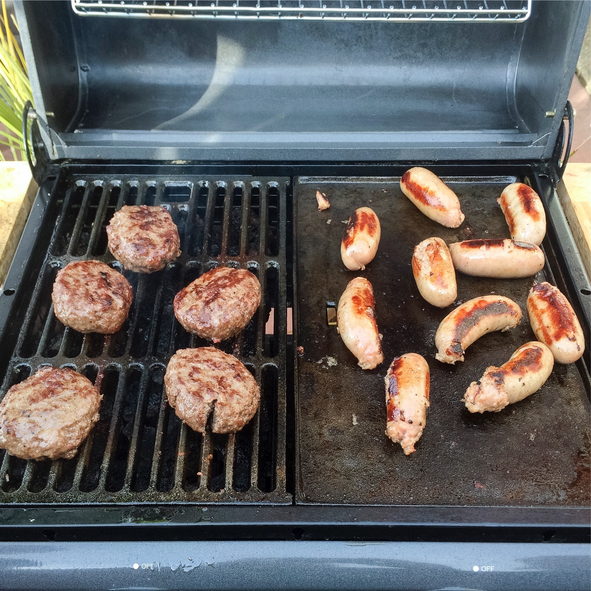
[330,169,585,456]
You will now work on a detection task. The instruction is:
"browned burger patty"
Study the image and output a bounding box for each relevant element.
[0,367,102,461]
[165,347,260,434]
[52,260,133,334]
[173,267,262,342]
[106,205,181,273]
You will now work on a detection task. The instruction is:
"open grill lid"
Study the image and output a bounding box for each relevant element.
[14,0,590,163]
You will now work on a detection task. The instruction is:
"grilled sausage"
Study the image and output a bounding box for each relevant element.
[463,341,554,413]
[449,239,545,278]
[498,183,546,246]
[400,167,465,228]
[527,282,585,364]
[337,277,384,369]
[316,190,331,211]
[385,353,430,455]
[341,207,381,270]
[435,295,522,364]
[412,237,457,308]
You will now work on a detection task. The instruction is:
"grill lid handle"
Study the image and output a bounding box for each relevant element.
[553,100,575,181]
[22,101,52,185]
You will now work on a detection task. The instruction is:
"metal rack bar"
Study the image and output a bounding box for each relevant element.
[71,0,531,22]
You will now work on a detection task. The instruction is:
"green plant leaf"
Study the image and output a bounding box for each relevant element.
[0,0,32,161]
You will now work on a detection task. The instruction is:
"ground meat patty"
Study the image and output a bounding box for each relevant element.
[174,267,262,342]
[52,260,133,334]
[0,367,102,461]
[165,347,260,434]
[106,205,181,273]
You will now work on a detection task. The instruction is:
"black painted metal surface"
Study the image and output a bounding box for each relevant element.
[0,172,291,504]
[14,2,591,163]
[295,174,590,506]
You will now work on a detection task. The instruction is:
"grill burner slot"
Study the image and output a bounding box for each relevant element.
[72,183,104,257]
[144,184,157,206]
[18,264,61,359]
[163,183,191,203]
[125,183,139,206]
[228,185,244,257]
[52,184,85,257]
[0,173,290,505]
[92,184,121,256]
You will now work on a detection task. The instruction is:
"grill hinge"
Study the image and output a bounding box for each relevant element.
[22,101,60,184]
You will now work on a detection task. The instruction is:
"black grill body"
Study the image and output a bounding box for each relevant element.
[1,0,591,588]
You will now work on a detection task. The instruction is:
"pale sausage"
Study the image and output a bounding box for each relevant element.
[316,190,330,211]
[337,277,384,370]
[400,167,465,228]
[527,282,585,364]
[463,341,554,413]
[449,239,545,278]
[341,207,381,270]
[412,237,457,308]
[435,295,522,364]
[498,183,546,246]
[385,353,430,455]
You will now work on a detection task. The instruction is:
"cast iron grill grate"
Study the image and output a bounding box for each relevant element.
[0,174,291,504]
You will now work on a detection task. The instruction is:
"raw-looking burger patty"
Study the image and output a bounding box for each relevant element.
[0,367,102,461]
[106,205,181,273]
[165,347,260,434]
[174,267,262,342]
[52,260,133,334]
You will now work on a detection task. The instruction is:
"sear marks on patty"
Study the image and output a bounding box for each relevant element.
[164,347,260,434]
[52,260,133,334]
[174,267,262,342]
[0,367,102,461]
[106,205,181,273]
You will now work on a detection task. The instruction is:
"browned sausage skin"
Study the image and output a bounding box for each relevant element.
[412,237,457,308]
[449,239,545,278]
[400,167,465,228]
[385,353,430,455]
[341,207,381,270]
[337,277,384,370]
[527,282,585,364]
[435,295,522,364]
[498,183,546,246]
[463,341,554,413]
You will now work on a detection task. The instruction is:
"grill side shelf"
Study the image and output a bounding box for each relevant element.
[0,173,291,505]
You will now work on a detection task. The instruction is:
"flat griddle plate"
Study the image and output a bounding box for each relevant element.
[295,175,590,506]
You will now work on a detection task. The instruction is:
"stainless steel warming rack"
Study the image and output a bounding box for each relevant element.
[71,0,532,22]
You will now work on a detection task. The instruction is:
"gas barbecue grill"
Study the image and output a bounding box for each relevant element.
[0,1,589,589]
